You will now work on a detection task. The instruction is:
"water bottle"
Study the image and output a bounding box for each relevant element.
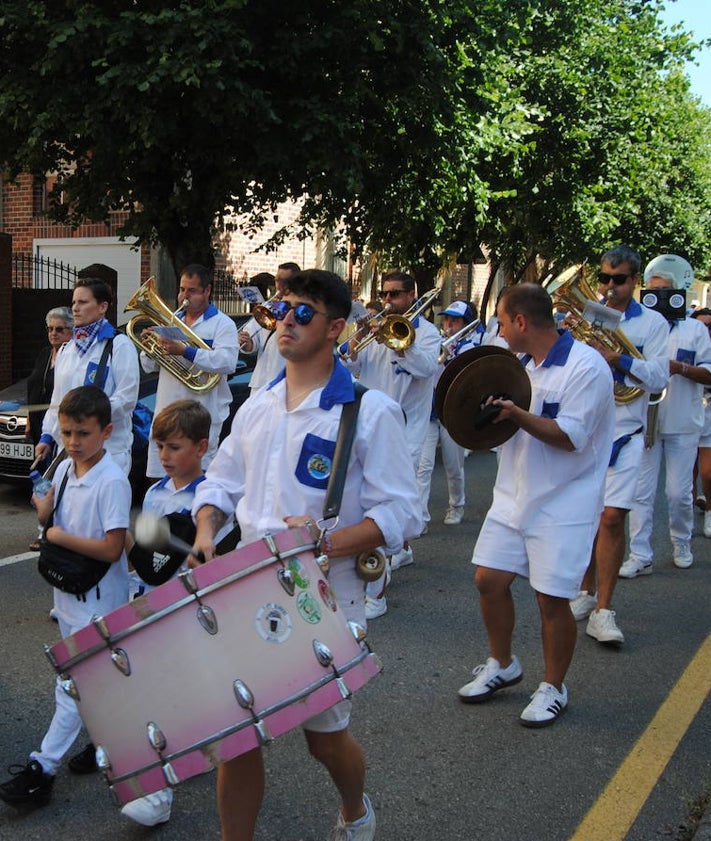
[29,470,52,499]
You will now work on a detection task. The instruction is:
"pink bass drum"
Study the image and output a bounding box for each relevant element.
[45,528,382,805]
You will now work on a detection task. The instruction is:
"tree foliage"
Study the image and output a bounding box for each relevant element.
[1,0,710,280]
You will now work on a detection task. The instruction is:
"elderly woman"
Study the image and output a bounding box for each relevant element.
[27,307,74,446]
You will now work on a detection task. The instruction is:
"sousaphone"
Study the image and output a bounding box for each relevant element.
[436,346,532,450]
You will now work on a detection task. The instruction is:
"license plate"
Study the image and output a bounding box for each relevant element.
[0,441,34,460]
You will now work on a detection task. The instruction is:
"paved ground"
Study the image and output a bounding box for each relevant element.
[0,451,710,840]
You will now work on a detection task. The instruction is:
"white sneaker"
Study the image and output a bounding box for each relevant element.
[520,682,568,728]
[586,609,624,645]
[569,591,597,621]
[332,793,375,841]
[365,595,387,620]
[390,545,414,570]
[443,506,464,525]
[458,656,523,703]
[673,542,693,568]
[619,557,653,578]
[704,511,711,538]
[696,494,707,511]
[120,788,173,826]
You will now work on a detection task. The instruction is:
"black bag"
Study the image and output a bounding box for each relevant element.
[37,473,111,595]
[128,511,197,587]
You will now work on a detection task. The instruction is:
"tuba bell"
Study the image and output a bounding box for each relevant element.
[124,277,221,393]
[547,265,645,404]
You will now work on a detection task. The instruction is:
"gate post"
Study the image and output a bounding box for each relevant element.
[0,233,12,388]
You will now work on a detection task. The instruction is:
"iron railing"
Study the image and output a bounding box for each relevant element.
[12,254,78,290]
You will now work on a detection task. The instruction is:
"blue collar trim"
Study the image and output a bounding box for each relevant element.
[97,321,117,341]
[267,358,355,409]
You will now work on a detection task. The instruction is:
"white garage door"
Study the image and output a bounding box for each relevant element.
[34,237,141,326]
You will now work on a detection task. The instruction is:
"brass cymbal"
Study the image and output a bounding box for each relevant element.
[435,345,513,420]
[440,350,531,450]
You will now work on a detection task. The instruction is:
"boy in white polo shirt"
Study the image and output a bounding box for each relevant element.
[0,385,130,807]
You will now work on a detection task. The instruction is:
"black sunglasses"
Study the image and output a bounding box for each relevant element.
[378,289,408,299]
[272,300,328,325]
[597,271,632,286]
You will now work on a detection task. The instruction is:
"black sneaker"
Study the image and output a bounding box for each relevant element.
[0,760,54,806]
[67,742,97,775]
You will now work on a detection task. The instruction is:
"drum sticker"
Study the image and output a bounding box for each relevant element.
[318,579,338,612]
[287,556,310,589]
[296,591,322,625]
[255,603,293,644]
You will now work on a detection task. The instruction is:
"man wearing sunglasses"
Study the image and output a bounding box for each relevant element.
[623,255,711,576]
[342,271,440,616]
[191,269,421,841]
[570,245,668,646]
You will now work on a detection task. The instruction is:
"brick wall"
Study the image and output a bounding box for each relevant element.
[0,233,11,388]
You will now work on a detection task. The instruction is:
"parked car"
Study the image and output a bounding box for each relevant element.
[0,316,256,498]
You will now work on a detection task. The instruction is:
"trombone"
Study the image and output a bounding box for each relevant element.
[438,319,481,364]
[343,284,442,360]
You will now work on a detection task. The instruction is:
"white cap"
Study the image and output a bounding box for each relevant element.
[643,254,694,291]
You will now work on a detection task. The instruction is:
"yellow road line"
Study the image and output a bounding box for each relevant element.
[570,632,711,841]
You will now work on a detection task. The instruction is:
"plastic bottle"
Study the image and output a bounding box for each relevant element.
[29,470,52,498]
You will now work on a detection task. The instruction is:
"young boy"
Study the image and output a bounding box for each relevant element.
[110,399,229,827]
[0,385,131,807]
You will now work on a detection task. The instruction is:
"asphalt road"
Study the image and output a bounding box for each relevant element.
[0,451,710,841]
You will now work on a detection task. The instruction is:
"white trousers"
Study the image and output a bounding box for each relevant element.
[416,420,466,522]
[30,616,86,775]
[628,431,699,563]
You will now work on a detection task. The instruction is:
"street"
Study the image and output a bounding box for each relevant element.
[0,451,710,841]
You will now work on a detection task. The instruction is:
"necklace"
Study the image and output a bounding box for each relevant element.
[285,375,330,411]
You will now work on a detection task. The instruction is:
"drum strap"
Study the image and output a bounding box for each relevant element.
[322,382,367,521]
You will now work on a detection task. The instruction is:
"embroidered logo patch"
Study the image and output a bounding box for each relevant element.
[307,453,331,481]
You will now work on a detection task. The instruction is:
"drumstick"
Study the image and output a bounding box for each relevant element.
[134,513,205,563]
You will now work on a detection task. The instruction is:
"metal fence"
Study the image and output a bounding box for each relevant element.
[12,253,78,290]
[211,269,260,315]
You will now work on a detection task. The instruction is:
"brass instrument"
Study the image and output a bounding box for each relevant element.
[337,304,392,361]
[547,265,646,404]
[438,319,481,364]
[124,277,221,394]
[346,283,443,359]
[251,292,282,332]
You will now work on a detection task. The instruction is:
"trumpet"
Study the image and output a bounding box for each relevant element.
[438,319,481,364]
[250,292,282,332]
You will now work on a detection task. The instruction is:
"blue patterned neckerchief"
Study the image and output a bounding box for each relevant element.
[72,318,106,357]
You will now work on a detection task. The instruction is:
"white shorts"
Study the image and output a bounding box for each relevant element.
[604,432,644,509]
[472,515,597,600]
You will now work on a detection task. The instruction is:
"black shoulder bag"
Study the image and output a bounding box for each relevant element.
[37,472,111,595]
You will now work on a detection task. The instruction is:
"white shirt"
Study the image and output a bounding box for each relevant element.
[140,304,238,425]
[489,331,615,530]
[41,324,140,463]
[611,299,669,436]
[51,451,131,628]
[193,361,422,560]
[241,320,284,391]
[343,315,440,464]
[658,317,711,434]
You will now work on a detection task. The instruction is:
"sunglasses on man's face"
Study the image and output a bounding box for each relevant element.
[272,300,328,325]
[378,289,408,299]
[597,272,632,286]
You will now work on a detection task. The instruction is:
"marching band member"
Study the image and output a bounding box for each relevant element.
[622,255,711,575]
[239,262,300,392]
[570,245,668,645]
[416,301,481,532]
[139,264,238,479]
[457,283,614,726]
[35,278,139,476]
[191,269,421,841]
[691,308,711,535]
[341,270,440,617]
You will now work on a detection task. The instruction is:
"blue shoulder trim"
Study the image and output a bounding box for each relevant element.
[541,329,574,368]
